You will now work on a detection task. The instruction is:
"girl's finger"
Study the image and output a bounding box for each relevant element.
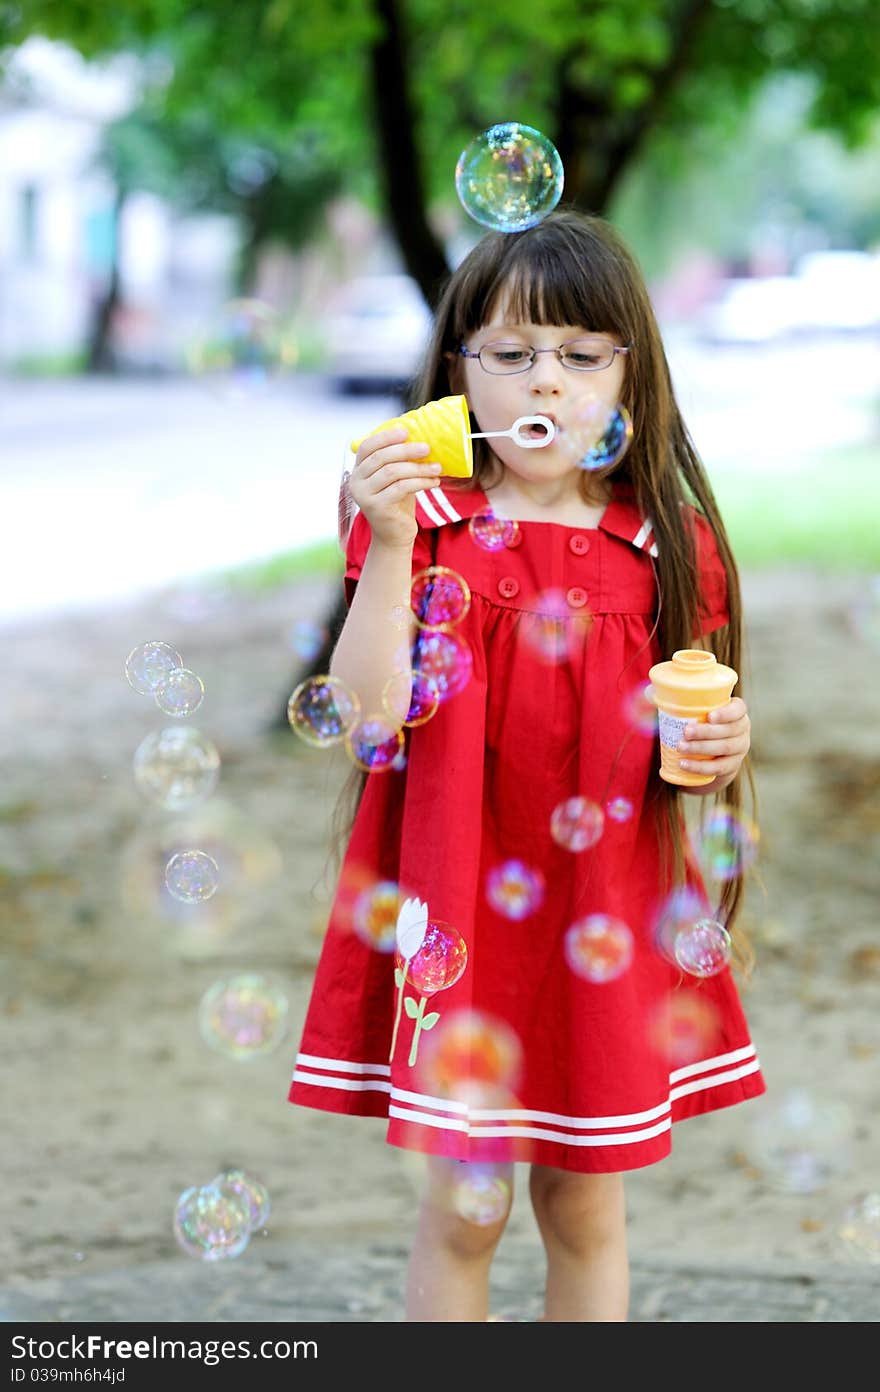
[679,737,748,757]
[355,431,429,472]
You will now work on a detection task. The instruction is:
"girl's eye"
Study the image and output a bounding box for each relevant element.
[490,348,528,363]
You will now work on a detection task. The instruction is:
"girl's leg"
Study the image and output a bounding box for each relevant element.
[405,1157,514,1321]
[529,1165,629,1321]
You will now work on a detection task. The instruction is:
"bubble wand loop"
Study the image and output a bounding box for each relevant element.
[469,415,556,448]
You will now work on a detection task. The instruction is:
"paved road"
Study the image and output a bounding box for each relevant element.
[2,334,877,626]
[4,1235,879,1322]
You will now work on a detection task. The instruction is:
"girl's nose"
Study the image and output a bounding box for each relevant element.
[528,352,565,391]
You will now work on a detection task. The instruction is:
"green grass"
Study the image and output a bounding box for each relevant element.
[219,538,342,593]
[209,441,880,598]
[711,442,880,570]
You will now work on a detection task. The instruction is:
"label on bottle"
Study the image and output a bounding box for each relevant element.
[657,709,689,750]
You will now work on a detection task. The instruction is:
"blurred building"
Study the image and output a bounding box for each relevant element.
[0,38,240,371]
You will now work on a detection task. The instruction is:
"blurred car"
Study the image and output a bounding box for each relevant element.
[322,273,433,393]
[697,250,880,345]
[697,276,806,345]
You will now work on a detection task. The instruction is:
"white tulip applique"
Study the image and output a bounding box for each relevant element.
[389,896,469,1067]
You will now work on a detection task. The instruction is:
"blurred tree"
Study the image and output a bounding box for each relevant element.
[4,0,879,304]
[87,106,341,368]
[3,0,878,712]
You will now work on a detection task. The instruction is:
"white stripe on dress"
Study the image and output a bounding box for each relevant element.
[428,487,463,523]
[414,490,448,526]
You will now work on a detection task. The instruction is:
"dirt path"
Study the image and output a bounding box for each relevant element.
[3,565,879,1292]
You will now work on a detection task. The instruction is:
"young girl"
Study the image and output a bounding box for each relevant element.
[288,209,765,1322]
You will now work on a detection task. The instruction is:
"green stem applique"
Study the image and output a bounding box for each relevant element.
[405,995,440,1067]
[389,964,407,1063]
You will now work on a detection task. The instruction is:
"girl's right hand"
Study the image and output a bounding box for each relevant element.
[348,427,442,550]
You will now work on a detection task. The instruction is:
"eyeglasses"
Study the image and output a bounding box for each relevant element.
[459,336,631,376]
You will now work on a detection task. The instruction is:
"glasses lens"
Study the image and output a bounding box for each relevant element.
[560,338,614,371]
[479,342,532,374]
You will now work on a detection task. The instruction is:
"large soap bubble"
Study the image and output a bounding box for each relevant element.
[455,122,564,232]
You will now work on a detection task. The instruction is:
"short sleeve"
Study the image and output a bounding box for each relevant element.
[343,508,434,608]
[691,510,730,636]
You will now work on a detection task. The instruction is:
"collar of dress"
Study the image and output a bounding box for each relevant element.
[413,479,658,558]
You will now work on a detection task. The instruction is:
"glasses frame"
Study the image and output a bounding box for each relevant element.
[458,338,631,375]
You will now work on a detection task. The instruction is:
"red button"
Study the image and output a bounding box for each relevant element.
[569,534,590,555]
[498,576,520,599]
[504,527,523,549]
[566,586,588,608]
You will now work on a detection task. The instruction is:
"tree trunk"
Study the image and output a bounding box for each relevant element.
[86,187,125,374]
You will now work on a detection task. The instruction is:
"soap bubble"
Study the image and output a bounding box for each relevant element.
[452,1166,512,1226]
[344,715,404,772]
[673,917,732,978]
[747,1087,854,1194]
[411,566,471,631]
[564,915,634,984]
[455,122,564,232]
[199,972,289,1060]
[691,806,759,883]
[154,667,205,717]
[838,1192,880,1264]
[164,848,220,903]
[133,726,220,811]
[287,675,360,748]
[173,1183,252,1261]
[125,641,182,695]
[486,859,545,920]
[550,796,604,852]
[211,1168,271,1232]
[468,510,520,552]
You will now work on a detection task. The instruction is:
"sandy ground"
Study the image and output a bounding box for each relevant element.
[3,561,879,1303]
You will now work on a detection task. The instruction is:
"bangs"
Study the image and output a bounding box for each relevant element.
[454,223,629,341]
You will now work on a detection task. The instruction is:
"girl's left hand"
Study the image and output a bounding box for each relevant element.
[678,697,751,786]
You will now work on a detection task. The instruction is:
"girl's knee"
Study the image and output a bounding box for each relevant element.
[529,1165,625,1248]
[422,1158,514,1259]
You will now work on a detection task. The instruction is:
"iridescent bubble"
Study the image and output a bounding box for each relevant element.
[290,619,327,663]
[338,467,355,552]
[646,990,721,1067]
[211,1168,271,1231]
[519,588,591,666]
[468,510,520,553]
[133,726,221,811]
[173,1183,252,1261]
[691,806,759,883]
[382,670,440,729]
[164,849,220,903]
[747,1087,854,1194]
[606,796,634,823]
[154,667,205,717]
[848,575,880,647]
[838,1192,880,1264]
[390,604,411,631]
[411,566,471,631]
[125,641,183,695]
[652,885,709,966]
[287,675,361,748]
[185,298,298,403]
[452,1166,512,1227]
[673,918,732,978]
[418,1007,523,1108]
[550,797,604,852]
[199,972,289,1060]
[412,629,473,703]
[352,880,400,953]
[455,122,564,232]
[345,715,404,772]
[571,403,633,472]
[398,921,468,995]
[564,915,634,984]
[623,682,658,736]
[486,859,545,920]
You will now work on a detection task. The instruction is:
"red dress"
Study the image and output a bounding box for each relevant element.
[288,478,765,1173]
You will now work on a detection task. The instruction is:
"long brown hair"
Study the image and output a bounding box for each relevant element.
[329,208,757,975]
